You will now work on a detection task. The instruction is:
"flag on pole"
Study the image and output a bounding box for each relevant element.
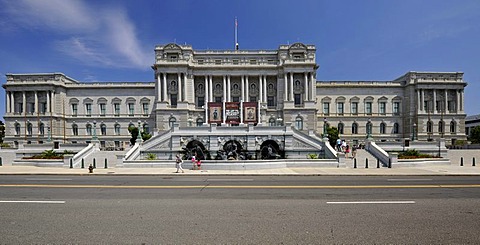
[235,17,239,50]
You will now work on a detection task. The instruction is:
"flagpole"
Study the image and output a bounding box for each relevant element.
[235,17,238,50]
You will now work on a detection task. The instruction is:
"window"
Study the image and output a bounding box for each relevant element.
[294,94,301,106]
[267,96,275,107]
[114,124,121,135]
[214,96,222,103]
[366,122,372,136]
[197,97,205,108]
[142,103,149,115]
[438,121,444,134]
[39,123,45,135]
[197,59,204,65]
[28,103,35,114]
[351,102,358,115]
[249,96,257,102]
[72,104,78,117]
[215,59,222,65]
[27,123,33,135]
[338,123,344,134]
[393,102,400,115]
[393,123,400,134]
[196,118,203,126]
[128,103,135,116]
[295,116,303,130]
[379,102,386,115]
[18,103,23,114]
[448,101,456,112]
[86,124,92,135]
[323,102,330,115]
[99,103,106,116]
[85,103,92,117]
[15,123,21,135]
[233,97,240,103]
[169,117,177,128]
[114,103,120,116]
[72,124,78,136]
[171,94,178,107]
[337,102,344,115]
[450,121,456,133]
[249,59,257,65]
[232,59,239,65]
[352,123,358,134]
[41,103,47,114]
[427,121,433,133]
[100,124,107,135]
[380,123,386,134]
[365,102,372,115]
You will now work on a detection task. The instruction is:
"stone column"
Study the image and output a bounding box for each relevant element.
[34,91,38,114]
[156,73,161,102]
[11,92,15,113]
[456,90,460,113]
[460,89,464,112]
[304,72,309,101]
[310,73,315,101]
[204,76,209,103]
[241,75,245,102]
[223,75,226,102]
[245,76,249,102]
[421,89,425,112]
[289,72,294,101]
[46,91,50,113]
[22,91,26,114]
[227,75,231,102]
[432,89,436,113]
[284,72,288,101]
[6,91,10,113]
[259,75,263,103]
[177,73,182,102]
[51,91,55,115]
[263,75,267,102]
[417,89,421,113]
[444,89,448,114]
[162,73,167,102]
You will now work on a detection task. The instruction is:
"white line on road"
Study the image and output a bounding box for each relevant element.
[206,179,254,182]
[327,201,415,204]
[0,200,66,204]
[25,178,73,181]
[387,179,433,182]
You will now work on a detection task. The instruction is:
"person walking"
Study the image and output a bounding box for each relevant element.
[175,154,184,173]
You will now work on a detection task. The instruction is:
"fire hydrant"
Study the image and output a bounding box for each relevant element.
[88,164,94,173]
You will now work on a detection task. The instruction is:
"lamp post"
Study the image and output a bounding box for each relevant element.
[137,120,143,143]
[92,120,98,141]
[412,123,417,141]
[367,118,372,139]
[323,117,328,138]
[47,124,51,142]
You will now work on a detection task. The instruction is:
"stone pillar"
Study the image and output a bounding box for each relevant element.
[209,75,213,102]
[432,89,436,113]
[156,73,161,102]
[417,89,421,113]
[304,72,309,101]
[223,75,227,102]
[259,75,263,103]
[51,91,55,115]
[263,75,267,102]
[241,75,245,102]
[245,76,249,102]
[178,73,182,102]
[6,91,10,113]
[204,76,209,124]
[284,72,288,101]
[421,89,425,112]
[310,73,315,101]
[22,91,26,114]
[444,89,448,114]
[227,75,231,102]
[456,89,460,113]
[289,72,294,101]
[460,89,464,112]
[46,91,50,113]
[162,73,167,102]
[34,91,38,114]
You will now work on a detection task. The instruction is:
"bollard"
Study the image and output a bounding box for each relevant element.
[377,159,380,168]
[388,158,392,168]
[354,158,357,168]
[104,158,108,169]
[88,164,94,173]
[473,157,476,167]
[69,158,73,169]
[93,158,96,169]
[365,158,369,168]
[0,157,2,166]
[460,157,463,166]
[81,158,85,169]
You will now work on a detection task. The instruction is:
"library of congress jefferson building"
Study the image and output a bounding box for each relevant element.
[2,42,467,149]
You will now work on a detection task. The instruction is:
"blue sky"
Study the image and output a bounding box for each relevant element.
[1,0,480,120]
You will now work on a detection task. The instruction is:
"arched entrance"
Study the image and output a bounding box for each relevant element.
[259,140,283,159]
[222,140,243,160]
[183,140,210,160]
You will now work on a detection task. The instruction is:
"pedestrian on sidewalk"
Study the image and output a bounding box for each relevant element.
[175,154,184,173]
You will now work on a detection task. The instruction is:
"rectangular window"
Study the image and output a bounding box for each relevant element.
[85,103,92,117]
[233,97,240,103]
[197,97,204,108]
[197,59,204,65]
[337,102,344,115]
[250,96,257,102]
[72,104,77,117]
[365,102,372,115]
[448,101,456,112]
[232,59,239,65]
[142,103,149,115]
[99,103,106,116]
[393,102,400,115]
[351,102,358,115]
[18,103,23,114]
[215,97,222,103]
[323,102,330,115]
[267,96,275,107]
[294,94,301,106]
[128,103,135,116]
[379,102,386,115]
[28,103,35,114]
[114,103,120,116]
[215,59,222,65]
[171,94,178,107]
[249,59,257,65]
[41,103,47,114]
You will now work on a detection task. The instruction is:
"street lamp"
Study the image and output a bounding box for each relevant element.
[367,118,372,139]
[412,123,417,141]
[137,120,143,143]
[323,117,328,138]
[47,124,51,142]
[92,120,98,141]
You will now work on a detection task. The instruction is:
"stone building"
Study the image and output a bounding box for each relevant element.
[2,43,467,153]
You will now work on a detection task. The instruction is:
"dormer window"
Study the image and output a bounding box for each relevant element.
[168,54,177,61]
[215,59,222,65]
[198,59,204,65]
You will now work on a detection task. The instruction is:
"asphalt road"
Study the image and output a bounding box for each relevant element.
[1,175,479,244]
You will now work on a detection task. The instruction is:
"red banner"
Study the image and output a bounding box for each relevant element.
[243,102,257,123]
[225,102,240,124]
[208,102,223,123]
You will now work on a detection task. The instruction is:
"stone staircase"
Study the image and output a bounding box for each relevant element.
[346,149,383,168]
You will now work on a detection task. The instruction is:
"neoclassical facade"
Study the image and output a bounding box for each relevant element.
[2,43,467,149]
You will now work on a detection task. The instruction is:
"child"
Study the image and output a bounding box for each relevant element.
[196,159,202,170]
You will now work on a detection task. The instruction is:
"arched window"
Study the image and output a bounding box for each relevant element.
[86,124,92,135]
[114,124,121,135]
[352,123,358,134]
[39,123,45,135]
[380,123,386,134]
[143,123,149,134]
[338,123,344,134]
[295,116,303,130]
[169,117,177,128]
[450,121,456,133]
[100,124,107,135]
[427,121,433,133]
[393,123,400,134]
[196,118,203,126]
[438,120,444,133]
[15,123,21,135]
[72,124,78,136]
[27,123,33,135]
[269,117,276,126]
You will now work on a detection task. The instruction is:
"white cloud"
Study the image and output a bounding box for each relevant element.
[2,0,151,69]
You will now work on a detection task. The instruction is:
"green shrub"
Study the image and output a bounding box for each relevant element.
[307,153,318,159]
[145,153,157,160]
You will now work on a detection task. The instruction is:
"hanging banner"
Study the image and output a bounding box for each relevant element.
[225,102,240,124]
[243,102,258,123]
[208,102,223,124]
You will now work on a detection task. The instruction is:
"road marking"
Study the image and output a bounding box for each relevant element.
[387,179,433,182]
[327,201,415,204]
[206,179,254,182]
[0,200,66,204]
[25,178,73,181]
[0,184,480,189]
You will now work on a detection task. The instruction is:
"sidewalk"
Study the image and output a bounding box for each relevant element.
[1,165,479,176]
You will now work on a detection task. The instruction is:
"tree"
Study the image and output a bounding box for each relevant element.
[0,120,4,144]
[469,125,480,144]
[326,126,339,148]
[127,125,152,145]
